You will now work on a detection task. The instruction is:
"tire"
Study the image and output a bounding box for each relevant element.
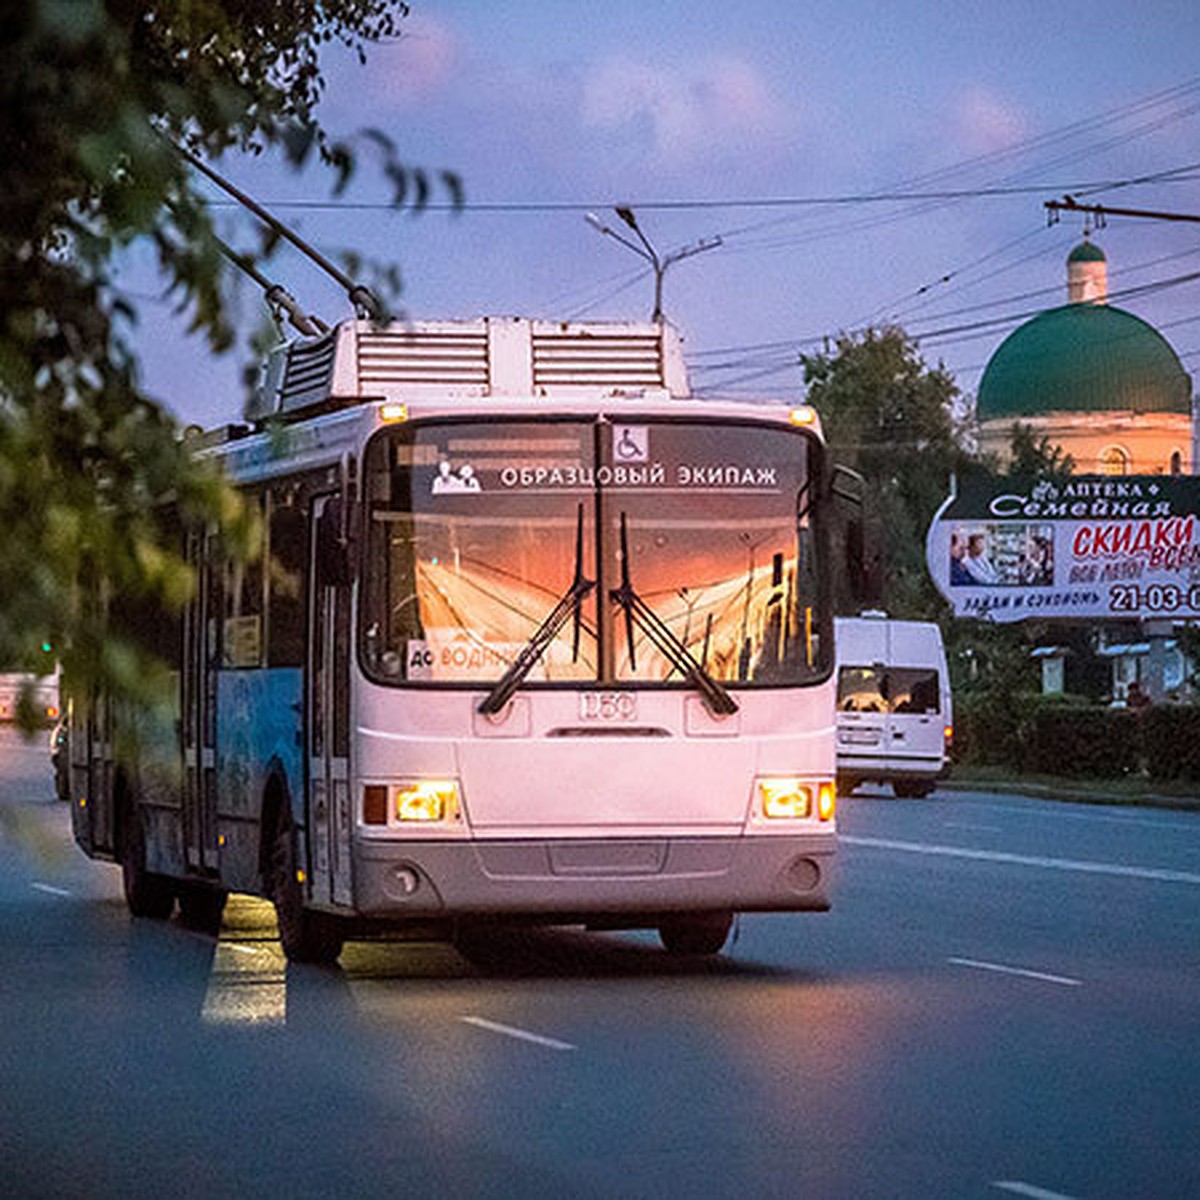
[177,882,228,936]
[658,912,734,956]
[892,779,934,799]
[120,800,175,920]
[266,811,344,965]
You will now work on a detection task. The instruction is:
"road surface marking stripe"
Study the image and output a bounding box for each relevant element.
[460,1016,576,1051]
[31,882,72,897]
[842,835,1200,885]
[950,958,1082,987]
[992,1182,1077,1199]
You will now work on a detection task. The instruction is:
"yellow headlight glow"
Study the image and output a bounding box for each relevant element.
[395,781,458,823]
[760,779,811,819]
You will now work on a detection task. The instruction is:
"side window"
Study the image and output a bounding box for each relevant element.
[267,491,307,668]
[223,492,265,669]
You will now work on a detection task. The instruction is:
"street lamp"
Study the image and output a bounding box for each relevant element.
[584,207,722,323]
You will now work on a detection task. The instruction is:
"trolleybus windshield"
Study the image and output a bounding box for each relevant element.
[361,417,829,689]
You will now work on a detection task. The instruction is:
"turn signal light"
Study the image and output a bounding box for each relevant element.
[817,781,837,822]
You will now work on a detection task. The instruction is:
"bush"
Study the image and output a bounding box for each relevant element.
[952,690,1029,767]
[1141,705,1200,781]
[1025,705,1140,778]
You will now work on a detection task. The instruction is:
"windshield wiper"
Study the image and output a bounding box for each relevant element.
[477,503,594,715]
[610,512,739,717]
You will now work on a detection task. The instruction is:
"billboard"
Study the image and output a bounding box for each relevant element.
[926,474,1200,622]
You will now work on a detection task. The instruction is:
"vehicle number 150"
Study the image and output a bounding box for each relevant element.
[580,692,638,721]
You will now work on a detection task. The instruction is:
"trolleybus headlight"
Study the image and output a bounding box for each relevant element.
[759,778,811,819]
[395,781,459,823]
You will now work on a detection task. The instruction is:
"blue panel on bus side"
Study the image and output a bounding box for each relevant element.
[215,669,304,824]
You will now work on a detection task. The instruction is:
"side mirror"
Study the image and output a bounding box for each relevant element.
[829,463,872,605]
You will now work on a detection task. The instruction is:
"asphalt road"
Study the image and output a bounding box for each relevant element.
[2,726,1198,1199]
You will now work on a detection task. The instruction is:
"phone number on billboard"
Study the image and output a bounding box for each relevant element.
[1110,583,1200,613]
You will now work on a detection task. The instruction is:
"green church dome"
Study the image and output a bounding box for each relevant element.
[977,302,1192,421]
[1067,239,1106,263]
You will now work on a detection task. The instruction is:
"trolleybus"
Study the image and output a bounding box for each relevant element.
[70,317,855,962]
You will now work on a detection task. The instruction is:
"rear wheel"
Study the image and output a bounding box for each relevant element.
[658,912,734,956]
[267,811,344,965]
[119,799,174,920]
[892,779,934,799]
[177,882,228,935]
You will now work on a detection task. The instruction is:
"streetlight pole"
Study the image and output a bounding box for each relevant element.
[584,207,722,323]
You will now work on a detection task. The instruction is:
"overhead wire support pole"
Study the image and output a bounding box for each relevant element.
[586,207,722,323]
[174,143,388,321]
[1046,196,1200,226]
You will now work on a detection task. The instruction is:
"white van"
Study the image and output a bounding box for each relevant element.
[834,614,952,798]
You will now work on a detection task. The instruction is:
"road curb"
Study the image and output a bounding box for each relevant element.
[941,777,1200,813]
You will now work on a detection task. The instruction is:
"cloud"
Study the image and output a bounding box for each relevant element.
[953,87,1027,154]
[352,16,459,102]
[580,55,793,170]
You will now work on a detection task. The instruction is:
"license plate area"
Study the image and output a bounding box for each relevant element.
[579,691,639,722]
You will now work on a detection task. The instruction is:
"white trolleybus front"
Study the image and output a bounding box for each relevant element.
[71,318,849,963]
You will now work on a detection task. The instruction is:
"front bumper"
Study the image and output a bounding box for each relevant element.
[352,833,836,920]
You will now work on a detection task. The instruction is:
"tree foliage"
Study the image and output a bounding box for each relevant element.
[0,1,453,727]
[802,327,971,618]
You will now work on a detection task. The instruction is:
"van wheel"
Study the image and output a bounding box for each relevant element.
[119,801,175,920]
[893,779,934,799]
[177,883,228,935]
[658,912,733,956]
[266,812,344,965]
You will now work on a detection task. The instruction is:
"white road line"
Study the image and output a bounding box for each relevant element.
[460,1016,576,1051]
[949,957,1082,987]
[31,882,72,897]
[842,834,1200,885]
[992,1181,1078,1200]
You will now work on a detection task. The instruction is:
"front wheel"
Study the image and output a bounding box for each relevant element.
[658,912,734,956]
[267,813,344,965]
[119,800,175,920]
[177,882,228,936]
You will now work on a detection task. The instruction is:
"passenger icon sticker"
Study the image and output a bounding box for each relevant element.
[431,460,482,494]
[612,425,649,463]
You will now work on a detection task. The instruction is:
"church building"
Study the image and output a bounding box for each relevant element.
[974,237,1195,475]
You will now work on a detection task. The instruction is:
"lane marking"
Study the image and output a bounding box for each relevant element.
[949,957,1082,988]
[992,1181,1078,1200]
[31,882,72,897]
[460,1016,576,1051]
[843,834,1200,885]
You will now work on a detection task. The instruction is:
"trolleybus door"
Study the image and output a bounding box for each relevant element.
[181,529,220,872]
[308,495,354,907]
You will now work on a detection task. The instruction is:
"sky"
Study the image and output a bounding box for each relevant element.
[122,0,1200,430]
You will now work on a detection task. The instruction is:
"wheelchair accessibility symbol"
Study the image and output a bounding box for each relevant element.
[613,425,649,463]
